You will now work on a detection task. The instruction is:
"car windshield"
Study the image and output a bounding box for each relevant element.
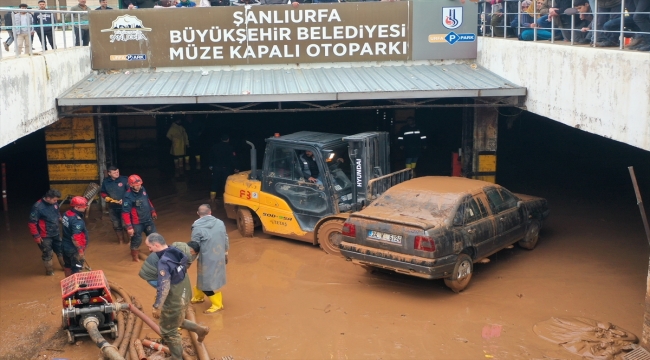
[370,188,460,221]
[323,144,353,202]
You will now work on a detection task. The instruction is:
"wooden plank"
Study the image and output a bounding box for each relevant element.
[48,163,99,181]
[46,143,97,161]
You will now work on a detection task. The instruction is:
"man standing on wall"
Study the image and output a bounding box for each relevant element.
[3,11,14,52]
[12,4,33,55]
[70,0,90,46]
[189,204,229,314]
[122,175,157,262]
[166,117,189,178]
[397,117,427,174]
[61,197,89,277]
[209,134,238,203]
[28,189,64,276]
[100,165,129,245]
[33,0,54,51]
[145,233,210,360]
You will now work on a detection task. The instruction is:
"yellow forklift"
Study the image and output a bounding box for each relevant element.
[224,131,413,255]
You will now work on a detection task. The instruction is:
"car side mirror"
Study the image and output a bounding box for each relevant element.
[517,201,523,208]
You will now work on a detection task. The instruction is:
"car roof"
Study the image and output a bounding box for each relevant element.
[387,176,494,195]
[267,131,347,149]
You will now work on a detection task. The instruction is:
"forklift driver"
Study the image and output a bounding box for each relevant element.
[299,150,322,185]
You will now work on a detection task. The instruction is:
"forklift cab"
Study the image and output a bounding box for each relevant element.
[261,136,354,232]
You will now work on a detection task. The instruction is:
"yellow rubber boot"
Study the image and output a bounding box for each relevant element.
[191,286,205,304]
[204,292,223,314]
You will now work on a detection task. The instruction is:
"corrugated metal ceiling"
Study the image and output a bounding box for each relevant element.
[57,63,525,106]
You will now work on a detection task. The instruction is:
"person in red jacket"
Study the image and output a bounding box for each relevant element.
[61,197,89,277]
[122,175,157,262]
[28,189,63,276]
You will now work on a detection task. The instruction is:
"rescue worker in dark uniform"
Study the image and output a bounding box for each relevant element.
[100,165,129,245]
[299,150,321,184]
[397,117,427,172]
[145,233,209,360]
[28,189,64,276]
[122,175,157,262]
[209,134,238,203]
[61,196,89,277]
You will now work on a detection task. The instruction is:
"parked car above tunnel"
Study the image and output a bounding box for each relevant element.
[339,176,550,293]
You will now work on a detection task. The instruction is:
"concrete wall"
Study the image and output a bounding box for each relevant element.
[477,37,650,152]
[0,48,91,148]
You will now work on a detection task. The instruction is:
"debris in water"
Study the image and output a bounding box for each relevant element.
[533,317,638,359]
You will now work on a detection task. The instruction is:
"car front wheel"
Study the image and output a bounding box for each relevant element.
[518,219,540,250]
[444,253,473,293]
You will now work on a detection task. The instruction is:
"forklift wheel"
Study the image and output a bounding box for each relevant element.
[317,219,345,256]
[66,330,75,344]
[237,208,255,237]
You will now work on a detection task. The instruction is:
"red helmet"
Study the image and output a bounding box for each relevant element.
[128,175,143,186]
[70,196,88,208]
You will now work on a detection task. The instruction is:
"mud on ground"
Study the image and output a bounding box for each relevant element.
[0,176,647,360]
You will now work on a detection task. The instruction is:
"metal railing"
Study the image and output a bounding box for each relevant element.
[477,0,650,50]
[0,7,88,59]
[367,168,413,201]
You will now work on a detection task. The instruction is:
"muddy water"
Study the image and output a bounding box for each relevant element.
[1,112,650,359]
[0,177,647,360]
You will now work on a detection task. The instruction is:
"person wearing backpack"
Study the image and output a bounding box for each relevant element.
[145,233,210,360]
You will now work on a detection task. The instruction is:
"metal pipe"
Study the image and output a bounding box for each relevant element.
[83,317,125,360]
[629,166,650,246]
[58,103,518,118]
[246,141,257,180]
[2,163,7,212]
[619,0,625,49]
[594,0,599,44]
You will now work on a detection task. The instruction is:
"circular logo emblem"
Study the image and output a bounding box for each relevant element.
[118,183,123,187]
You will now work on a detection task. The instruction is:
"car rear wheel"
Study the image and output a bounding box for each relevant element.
[518,220,540,250]
[237,207,255,237]
[444,254,473,293]
[317,219,345,256]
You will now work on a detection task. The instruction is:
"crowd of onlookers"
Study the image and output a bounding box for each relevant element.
[486,0,650,51]
[3,0,646,54]
[0,0,400,54]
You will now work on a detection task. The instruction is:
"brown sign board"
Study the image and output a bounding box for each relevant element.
[89,2,413,69]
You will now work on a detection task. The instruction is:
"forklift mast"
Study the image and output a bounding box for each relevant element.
[343,132,391,209]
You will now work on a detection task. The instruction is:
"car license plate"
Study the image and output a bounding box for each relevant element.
[367,230,402,244]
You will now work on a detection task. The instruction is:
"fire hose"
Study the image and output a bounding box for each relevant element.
[106,281,210,360]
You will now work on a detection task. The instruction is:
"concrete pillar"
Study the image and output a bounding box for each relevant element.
[461,104,498,183]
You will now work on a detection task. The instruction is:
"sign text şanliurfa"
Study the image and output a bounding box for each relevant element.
[89,2,412,69]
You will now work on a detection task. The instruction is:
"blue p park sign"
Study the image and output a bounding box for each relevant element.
[445,32,476,45]
[126,54,147,61]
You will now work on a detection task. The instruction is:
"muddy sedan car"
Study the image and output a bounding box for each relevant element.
[339,176,549,293]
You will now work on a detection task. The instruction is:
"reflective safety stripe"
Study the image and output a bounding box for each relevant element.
[413,131,420,134]
[403,131,414,135]
[397,137,404,140]
[421,136,427,139]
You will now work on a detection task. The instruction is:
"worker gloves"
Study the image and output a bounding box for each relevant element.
[75,249,86,265]
[151,211,158,220]
[34,237,42,244]
[152,307,161,319]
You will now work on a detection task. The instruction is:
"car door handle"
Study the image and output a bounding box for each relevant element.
[467,229,475,234]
